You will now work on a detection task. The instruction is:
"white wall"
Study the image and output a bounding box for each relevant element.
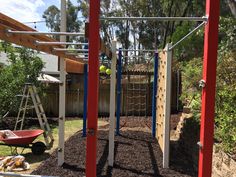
[38,53,58,73]
[0,52,58,73]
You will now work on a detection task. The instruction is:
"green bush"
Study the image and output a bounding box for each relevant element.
[180,57,202,119]
[180,17,236,154]
[0,43,44,117]
[215,86,236,153]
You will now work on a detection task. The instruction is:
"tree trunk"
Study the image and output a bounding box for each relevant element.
[179,0,192,26]
[163,0,174,48]
[227,0,236,18]
[124,20,130,67]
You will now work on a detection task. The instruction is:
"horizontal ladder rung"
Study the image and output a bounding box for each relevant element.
[31,93,39,97]
[37,112,45,115]
[20,106,35,111]
[16,95,30,98]
[126,95,147,98]
[127,89,147,91]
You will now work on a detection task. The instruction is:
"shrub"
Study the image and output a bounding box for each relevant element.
[0,43,44,118]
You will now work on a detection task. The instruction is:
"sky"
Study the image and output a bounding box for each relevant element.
[0,0,78,31]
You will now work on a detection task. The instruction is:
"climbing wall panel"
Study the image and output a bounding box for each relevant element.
[156,43,172,168]
[156,50,166,151]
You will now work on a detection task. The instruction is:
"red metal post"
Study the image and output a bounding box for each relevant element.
[86,1,100,177]
[198,0,220,177]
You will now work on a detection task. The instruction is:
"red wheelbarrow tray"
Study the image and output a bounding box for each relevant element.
[0,129,44,145]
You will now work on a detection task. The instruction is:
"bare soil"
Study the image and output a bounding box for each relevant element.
[32,117,196,177]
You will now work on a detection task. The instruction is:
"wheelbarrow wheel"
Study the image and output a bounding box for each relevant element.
[32,141,46,155]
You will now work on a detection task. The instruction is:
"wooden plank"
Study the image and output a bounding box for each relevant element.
[156,44,172,168]
[65,59,84,74]
[163,43,172,168]
[156,50,166,151]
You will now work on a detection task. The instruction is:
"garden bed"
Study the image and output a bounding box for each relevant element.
[32,117,195,177]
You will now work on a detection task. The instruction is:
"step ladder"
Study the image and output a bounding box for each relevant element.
[15,83,54,148]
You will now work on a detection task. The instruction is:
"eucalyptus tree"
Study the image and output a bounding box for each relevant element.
[43,0,82,41]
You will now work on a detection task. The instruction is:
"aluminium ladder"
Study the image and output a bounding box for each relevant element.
[15,83,54,147]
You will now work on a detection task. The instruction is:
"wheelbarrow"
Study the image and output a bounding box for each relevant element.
[0,130,46,155]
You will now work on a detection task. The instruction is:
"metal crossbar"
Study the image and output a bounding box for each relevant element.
[117,49,156,52]
[53,48,89,52]
[6,30,84,36]
[123,55,154,58]
[35,41,88,46]
[100,16,208,22]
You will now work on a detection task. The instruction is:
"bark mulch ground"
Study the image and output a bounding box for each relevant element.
[32,117,195,177]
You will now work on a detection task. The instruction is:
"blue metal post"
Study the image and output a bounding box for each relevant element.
[116,49,122,135]
[152,52,159,138]
[82,64,88,137]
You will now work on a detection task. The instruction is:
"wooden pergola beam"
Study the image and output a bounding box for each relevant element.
[0,13,82,61]
[65,59,84,74]
[0,24,84,73]
[0,25,73,59]
[0,13,113,62]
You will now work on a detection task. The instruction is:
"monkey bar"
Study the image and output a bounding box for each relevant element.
[117,49,156,52]
[100,16,208,21]
[6,29,84,36]
[35,41,88,46]
[53,48,89,52]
